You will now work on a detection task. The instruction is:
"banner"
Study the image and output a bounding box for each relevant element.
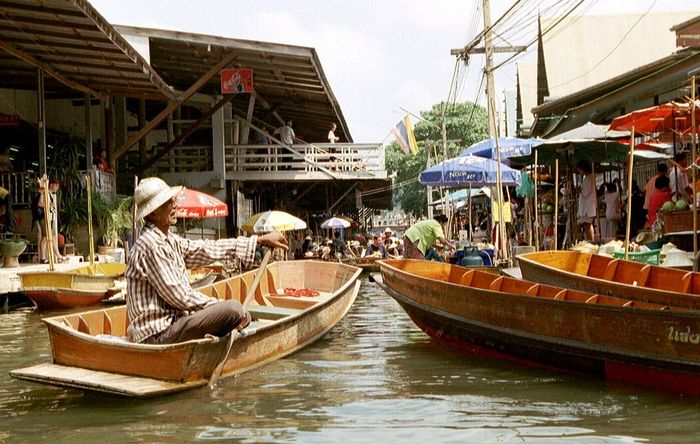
[221,69,254,94]
[391,115,418,155]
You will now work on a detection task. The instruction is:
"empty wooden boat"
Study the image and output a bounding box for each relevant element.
[518,250,700,310]
[11,260,361,398]
[354,257,380,273]
[18,263,126,310]
[376,259,700,396]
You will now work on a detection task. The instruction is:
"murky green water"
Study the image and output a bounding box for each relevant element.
[2,277,700,442]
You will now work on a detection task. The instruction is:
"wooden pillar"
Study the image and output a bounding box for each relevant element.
[37,69,47,175]
[212,97,226,183]
[104,97,114,162]
[138,99,147,164]
[84,92,93,169]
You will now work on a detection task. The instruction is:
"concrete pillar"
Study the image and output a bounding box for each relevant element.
[212,97,226,182]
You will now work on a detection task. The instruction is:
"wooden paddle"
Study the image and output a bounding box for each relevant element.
[208,249,272,388]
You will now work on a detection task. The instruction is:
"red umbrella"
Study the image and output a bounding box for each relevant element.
[609,102,694,134]
[174,188,228,219]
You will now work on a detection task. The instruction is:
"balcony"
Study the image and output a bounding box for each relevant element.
[224,143,386,181]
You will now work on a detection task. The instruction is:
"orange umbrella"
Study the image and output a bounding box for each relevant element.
[609,102,694,134]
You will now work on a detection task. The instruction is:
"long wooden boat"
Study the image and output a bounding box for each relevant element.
[11,260,361,398]
[376,259,700,396]
[518,250,700,310]
[354,256,380,273]
[18,263,126,310]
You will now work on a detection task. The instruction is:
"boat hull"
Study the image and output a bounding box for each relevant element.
[378,259,700,395]
[18,263,125,310]
[519,250,700,310]
[11,261,361,397]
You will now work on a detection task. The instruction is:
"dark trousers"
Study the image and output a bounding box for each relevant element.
[145,300,249,344]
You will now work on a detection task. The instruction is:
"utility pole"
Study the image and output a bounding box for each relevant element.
[450,0,525,264]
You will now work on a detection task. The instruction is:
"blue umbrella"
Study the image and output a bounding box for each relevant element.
[419,155,521,188]
[459,137,542,159]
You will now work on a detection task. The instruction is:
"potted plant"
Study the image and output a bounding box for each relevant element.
[92,193,133,253]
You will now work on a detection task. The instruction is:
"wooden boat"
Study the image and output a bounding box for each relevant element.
[518,250,700,310]
[11,260,361,398]
[376,259,700,396]
[18,263,126,310]
[353,256,380,273]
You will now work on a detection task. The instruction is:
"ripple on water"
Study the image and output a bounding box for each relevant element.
[1,278,700,442]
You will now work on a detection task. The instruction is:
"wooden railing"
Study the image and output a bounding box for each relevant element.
[0,172,36,205]
[0,170,115,206]
[149,145,213,174]
[225,143,385,175]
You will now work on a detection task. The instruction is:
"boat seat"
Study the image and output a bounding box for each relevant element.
[248,305,301,320]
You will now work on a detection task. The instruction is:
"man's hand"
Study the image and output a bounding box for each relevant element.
[258,231,289,251]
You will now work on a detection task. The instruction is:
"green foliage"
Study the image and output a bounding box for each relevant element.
[61,194,88,242]
[47,125,87,238]
[92,193,133,247]
[385,101,489,217]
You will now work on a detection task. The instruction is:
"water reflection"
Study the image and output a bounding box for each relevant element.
[0,278,700,442]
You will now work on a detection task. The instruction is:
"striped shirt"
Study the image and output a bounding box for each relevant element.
[126,222,257,343]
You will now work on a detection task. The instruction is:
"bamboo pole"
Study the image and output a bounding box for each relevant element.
[554,159,559,250]
[41,175,55,270]
[534,150,539,251]
[692,76,697,257]
[623,126,635,261]
[86,175,95,266]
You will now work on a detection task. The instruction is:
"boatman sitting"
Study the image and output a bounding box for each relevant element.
[403,214,456,261]
[126,177,288,344]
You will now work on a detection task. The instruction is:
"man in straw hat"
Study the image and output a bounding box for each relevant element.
[126,177,288,344]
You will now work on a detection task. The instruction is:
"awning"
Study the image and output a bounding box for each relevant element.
[117,25,353,143]
[0,0,176,99]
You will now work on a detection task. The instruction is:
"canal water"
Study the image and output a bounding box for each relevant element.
[2,276,700,442]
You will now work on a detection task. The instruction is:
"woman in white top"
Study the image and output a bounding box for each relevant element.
[576,160,597,241]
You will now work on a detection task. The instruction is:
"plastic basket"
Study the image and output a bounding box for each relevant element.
[611,249,661,265]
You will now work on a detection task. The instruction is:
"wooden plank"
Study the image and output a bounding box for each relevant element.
[10,363,205,398]
[248,305,300,320]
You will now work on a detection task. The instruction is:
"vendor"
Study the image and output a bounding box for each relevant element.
[403,214,455,261]
[126,177,288,344]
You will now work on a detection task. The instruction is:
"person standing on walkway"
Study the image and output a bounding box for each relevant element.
[576,160,597,241]
[328,123,340,143]
[126,177,288,345]
[40,180,64,263]
[274,120,295,169]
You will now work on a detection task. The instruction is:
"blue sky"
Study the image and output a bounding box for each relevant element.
[91,0,699,143]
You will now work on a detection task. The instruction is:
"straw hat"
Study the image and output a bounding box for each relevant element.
[134,177,182,221]
[304,235,312,241]
[384,227,393,234]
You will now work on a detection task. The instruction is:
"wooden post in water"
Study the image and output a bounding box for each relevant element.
[623,126,635,261]
[554,159,559,251]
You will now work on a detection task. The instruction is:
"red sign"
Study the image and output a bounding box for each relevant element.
[221,69,253,94]
[0,114,20,128]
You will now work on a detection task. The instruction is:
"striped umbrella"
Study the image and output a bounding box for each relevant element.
[321,217,351,229]
[241,210,307,233]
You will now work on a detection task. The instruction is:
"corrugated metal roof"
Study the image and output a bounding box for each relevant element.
[0,0,176,99]
[116,25,353,143]
[529,49,700,137]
